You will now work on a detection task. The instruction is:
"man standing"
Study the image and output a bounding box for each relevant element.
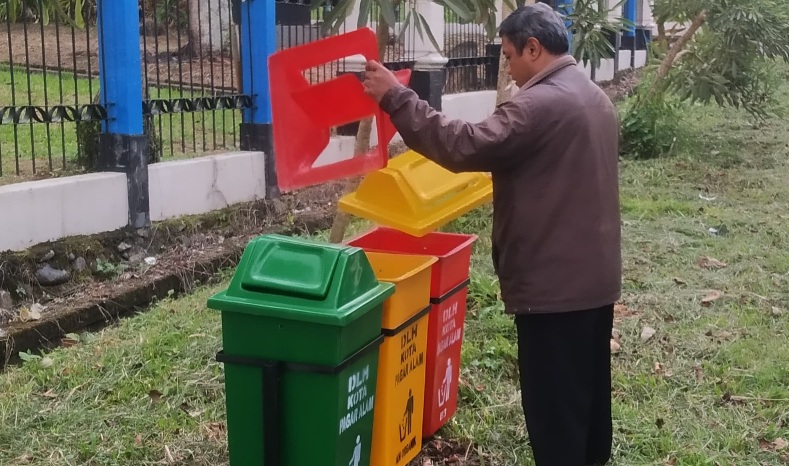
[361,4,622,466]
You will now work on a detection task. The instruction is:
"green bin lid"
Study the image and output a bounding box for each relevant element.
[207,234,394,326]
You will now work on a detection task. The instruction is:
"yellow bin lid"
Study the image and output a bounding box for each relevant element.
[338,150,493,237]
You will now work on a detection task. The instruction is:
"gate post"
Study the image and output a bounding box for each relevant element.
[237,0,279,199]
[96,0,148,229]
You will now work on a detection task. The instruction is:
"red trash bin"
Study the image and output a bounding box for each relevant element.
[346,226,477,438]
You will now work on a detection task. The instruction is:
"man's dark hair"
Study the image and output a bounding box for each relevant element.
[498,3,569,56]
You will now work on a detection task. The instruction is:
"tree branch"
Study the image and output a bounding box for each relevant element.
[644,10,707,101]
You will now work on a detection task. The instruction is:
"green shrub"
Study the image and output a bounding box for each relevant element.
[619,84,685,160]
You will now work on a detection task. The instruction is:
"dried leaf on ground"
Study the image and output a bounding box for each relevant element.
[614,303,637,319]
[18,304,42,322]
[202,422,226,442]
[760,437,788,451]
[698,256,728,269]
[148,389,164,403]
[641,326,657,342]
[701,290,723,306]
[693,364,704,382]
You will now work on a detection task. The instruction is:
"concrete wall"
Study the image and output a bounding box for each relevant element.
[0,173,128,252]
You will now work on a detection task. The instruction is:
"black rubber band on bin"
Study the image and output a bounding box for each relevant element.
[215,333,385,466]
[429,278,471,305]
[382,304,432,337]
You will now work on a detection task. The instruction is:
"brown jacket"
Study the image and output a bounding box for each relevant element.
[380,55,621,314]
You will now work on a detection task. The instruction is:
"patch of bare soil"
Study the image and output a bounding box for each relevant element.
[598,67,643,103]
[408,438,488,466]
[0,181,345,367]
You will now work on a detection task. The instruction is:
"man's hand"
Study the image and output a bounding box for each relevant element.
[363,60,403,104]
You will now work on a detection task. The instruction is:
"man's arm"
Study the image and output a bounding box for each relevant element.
[379,86,532,173]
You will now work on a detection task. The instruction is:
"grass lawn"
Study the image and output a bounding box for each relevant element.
[1,81,789,465]
[0,66,240,184]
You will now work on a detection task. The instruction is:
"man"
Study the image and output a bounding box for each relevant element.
[362,4,621,466]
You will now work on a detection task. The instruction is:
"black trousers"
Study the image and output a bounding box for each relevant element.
[515,304,614,466]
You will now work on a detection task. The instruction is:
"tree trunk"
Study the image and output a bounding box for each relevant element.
[656,19,667,50]
[644,10,707,101]
[328,11,395,244]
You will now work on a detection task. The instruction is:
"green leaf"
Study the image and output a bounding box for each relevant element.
[358,0,373,29]
[19,351,40,362]
[374,0,398,28]
[396,8,413,44]
[440,0,473,22]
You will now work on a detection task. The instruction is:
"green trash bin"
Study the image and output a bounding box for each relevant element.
[209,234,395,466]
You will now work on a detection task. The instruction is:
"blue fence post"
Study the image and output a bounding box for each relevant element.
[623,0,637,37]
[555,0,574,46]
[237,0,279,199]
[96,0,149,229]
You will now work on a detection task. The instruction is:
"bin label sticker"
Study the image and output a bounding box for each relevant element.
[350,435,362,466]
[438,301,463,354]
[339,365,375,435]
[395,323,425,386]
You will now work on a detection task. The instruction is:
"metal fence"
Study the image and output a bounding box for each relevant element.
[139,0,244,162]
[444,11,497,93]
[0,0,103,181]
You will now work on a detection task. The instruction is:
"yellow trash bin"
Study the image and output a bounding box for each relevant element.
[337,150,493,237]
[365,250,437,466]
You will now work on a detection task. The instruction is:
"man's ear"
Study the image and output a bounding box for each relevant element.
[525,37,541,59]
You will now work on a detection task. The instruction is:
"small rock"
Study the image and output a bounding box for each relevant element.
[772,306,783,317]
[117,242,132,253]
[144,257,157,266]
[641,326,657,343]
[41,250,55,262]
[121,252,131,261]
[136,228,149,239]
[67,253,76,262]
[0,290,12,310]
[73,257,88,273]
[35,264,70,287]
[128,253,145,263]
